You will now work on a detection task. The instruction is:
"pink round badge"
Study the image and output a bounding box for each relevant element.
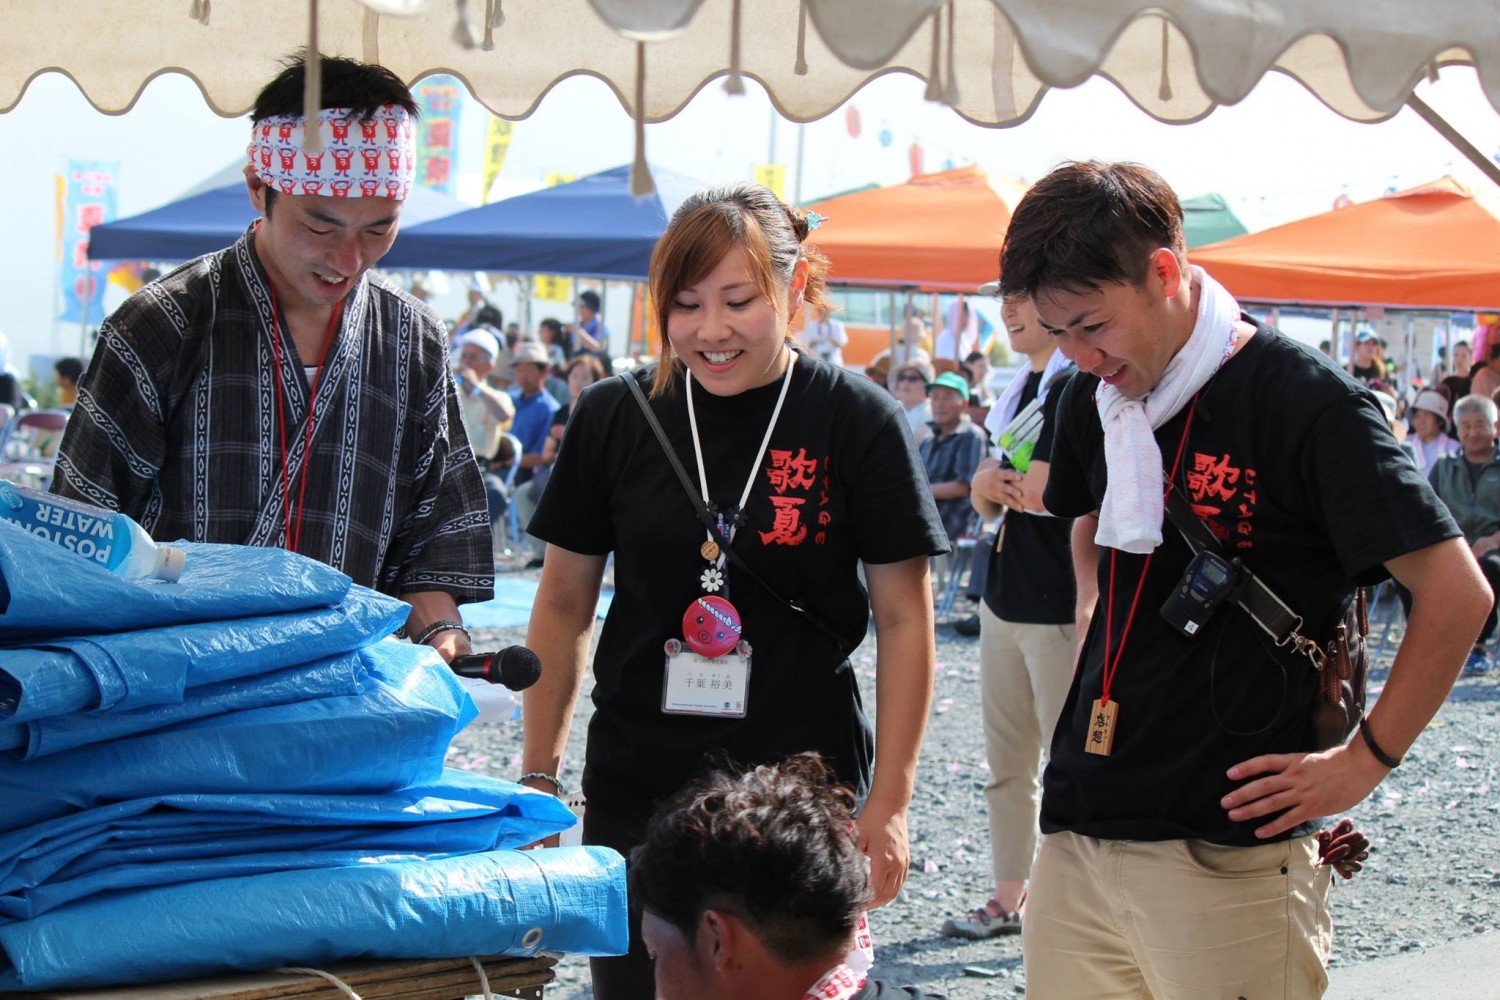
[682,596,743,659]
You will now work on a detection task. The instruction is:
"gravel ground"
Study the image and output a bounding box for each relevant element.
[458,584,1499,998]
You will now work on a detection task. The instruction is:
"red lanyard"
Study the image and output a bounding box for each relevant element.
[1099,400,1199,706]
[268,283,342,553]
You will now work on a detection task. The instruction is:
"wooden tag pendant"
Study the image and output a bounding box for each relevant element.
[1085,698,1118,756]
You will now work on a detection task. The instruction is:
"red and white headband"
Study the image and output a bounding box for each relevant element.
[247,105,417,201]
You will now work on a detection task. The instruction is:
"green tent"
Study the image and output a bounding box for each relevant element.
[1183,193,1248,248]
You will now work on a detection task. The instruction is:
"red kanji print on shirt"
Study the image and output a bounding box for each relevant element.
[761,448,828,546]
[1186,451,1259,550]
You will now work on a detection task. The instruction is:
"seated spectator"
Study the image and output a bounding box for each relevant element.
[453,329,515,461]
[508,341,562,484]
[891,360,934,446]
[1427,393,1500,674]
[551,353,608,441]
[53,357,84,410]
[512,353,607,569]
[1404,389,1460,476]
[919,372,986,544]
[507,341,561,566]
[452,331,517,542]
[631,754,947,1000]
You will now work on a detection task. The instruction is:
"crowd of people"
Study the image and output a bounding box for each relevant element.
[35,51,1499,1000]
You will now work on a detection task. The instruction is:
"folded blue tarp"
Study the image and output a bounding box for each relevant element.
[0,521,351,638]
[0,586,408,751]
[0,845,628,990]
[0,652,368,758]
[0,772,576,922]
[0,642,475,833]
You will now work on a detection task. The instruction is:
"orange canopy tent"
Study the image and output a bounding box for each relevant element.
[1191,178,1500,310]
[808,165,1029,292]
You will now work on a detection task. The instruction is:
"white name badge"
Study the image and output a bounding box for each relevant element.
[661,639,751,717]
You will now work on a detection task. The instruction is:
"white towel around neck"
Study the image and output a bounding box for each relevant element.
[1094,266,1241,554]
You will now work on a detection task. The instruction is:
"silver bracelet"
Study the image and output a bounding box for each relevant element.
[518,772,566,796]
[412,619,470,647]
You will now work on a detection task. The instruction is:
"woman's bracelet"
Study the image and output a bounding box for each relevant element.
[412,619,471,647]
[1358,717,1402,769]
[518,772,566,796]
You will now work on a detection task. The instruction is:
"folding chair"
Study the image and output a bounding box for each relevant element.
[0,408,69,490]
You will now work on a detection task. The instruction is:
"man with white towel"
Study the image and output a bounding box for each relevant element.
[1001,160,1488,998]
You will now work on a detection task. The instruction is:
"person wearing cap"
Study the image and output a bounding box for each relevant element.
[454,329,516,459]
[50,55,493,661]
[1404,389,1461,477]
[890,359,935,446]
[454,329,518,542]
[918,371,987,545]
[508,340,562,487]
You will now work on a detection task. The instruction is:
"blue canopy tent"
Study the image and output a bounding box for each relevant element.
[379,164,706,279]
[87,174,470,263]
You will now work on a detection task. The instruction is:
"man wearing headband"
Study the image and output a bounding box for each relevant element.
[51,55,492,660]
[1003,161,1487,997]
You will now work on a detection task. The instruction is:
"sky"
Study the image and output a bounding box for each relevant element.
[2,62,1499,374]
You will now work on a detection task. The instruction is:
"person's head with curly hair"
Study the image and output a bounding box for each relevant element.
[630,753,869,999]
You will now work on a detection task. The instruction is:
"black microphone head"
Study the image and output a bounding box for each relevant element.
[497,645,543,690]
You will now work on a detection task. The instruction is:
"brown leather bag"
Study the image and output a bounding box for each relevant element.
[1310,588,1370,750]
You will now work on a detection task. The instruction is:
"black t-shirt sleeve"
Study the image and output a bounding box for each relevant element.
[1298,388,1461,584]
[1041,372,1099,518]
[526,380,620,556]
[847,407,951,563]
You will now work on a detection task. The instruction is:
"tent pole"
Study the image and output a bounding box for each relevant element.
[1406,94,1500,192]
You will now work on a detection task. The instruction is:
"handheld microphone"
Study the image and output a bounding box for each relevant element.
[449,646,543,691]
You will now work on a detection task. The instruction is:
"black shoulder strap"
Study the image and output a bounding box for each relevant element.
[1163,488,1328,667]
[622,373,854,651]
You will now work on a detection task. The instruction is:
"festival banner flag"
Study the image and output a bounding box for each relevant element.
[481,118,513,204]
[535,173,577,302]
[414,75,463,196]
[58,159,119,325]
[754,164,786,199]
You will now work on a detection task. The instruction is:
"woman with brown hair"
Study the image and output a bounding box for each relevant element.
[518,183,948,998]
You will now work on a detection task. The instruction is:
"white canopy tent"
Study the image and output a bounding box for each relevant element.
[3,1,1498,192]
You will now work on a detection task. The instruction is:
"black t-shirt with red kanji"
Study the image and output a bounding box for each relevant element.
[529,355,949,815]
[1042,319,1458,844]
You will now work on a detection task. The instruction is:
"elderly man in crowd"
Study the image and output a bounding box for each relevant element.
[453,328,517,547]
[52,54,492,659]
[919,371,987,546]
[1428,393,1500,675]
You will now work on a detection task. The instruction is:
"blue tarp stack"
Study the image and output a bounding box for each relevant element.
[0,521,626,991]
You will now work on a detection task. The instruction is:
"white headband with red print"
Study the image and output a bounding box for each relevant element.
[247,105,417,200]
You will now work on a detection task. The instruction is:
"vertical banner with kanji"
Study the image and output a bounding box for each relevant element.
[58,159,119,325]
[414,75,463,195]
[481,118,513,204]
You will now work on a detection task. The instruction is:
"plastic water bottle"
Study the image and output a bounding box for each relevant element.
[0,481,185,581]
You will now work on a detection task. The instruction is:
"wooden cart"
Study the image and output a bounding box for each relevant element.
[6,954,557,1000]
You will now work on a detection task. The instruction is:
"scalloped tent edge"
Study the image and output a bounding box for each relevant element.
[4,1,1498,194]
